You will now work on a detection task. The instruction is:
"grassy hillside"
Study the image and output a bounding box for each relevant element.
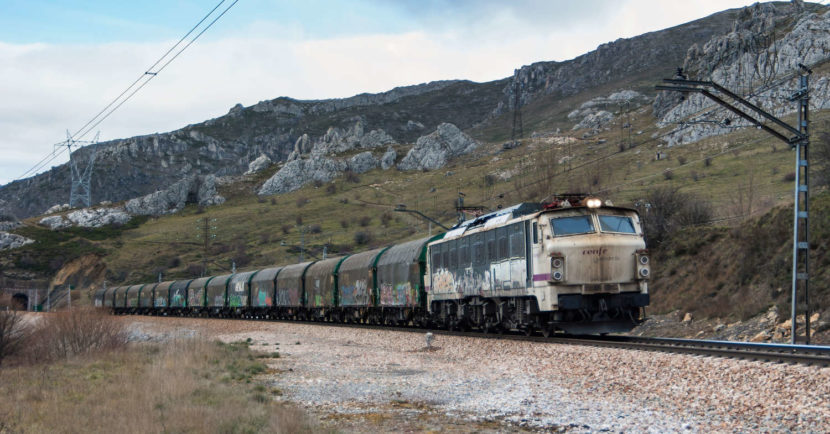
[6,99,827,322]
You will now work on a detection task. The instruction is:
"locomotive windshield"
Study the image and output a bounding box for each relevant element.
[598,215,636,234]
[550,215,595,236]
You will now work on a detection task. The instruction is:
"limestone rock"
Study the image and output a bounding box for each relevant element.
[0,220,21,231]
[126,176,195,216]
[258,157,347,195]
[39,215,71,230]
[245,154,272,174]
[397,123,479,171]
[572,110,614,132]
[348,152,378,174]
[682,313,693,322]
[0,231,34,250]
[196,175,225,207]
[66,207,131,228]
[45,204,71,215]
[750,330,771,342]
[309,120,396,156]
[658,6,830,146]
[380,147,397,170]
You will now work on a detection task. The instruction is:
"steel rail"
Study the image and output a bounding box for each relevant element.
[124,312,830,367]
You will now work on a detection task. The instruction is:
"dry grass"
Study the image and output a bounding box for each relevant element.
[0,334,316,433]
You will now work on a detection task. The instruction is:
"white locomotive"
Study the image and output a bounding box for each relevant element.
[426,195,649,335]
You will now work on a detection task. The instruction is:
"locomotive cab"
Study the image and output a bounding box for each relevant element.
[533,198,649,333]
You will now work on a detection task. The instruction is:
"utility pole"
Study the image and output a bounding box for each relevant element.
[657,64,812,344]
[196,217,217,276]
[791,68,811,344]
[299,226,306,263]
[58,131,100,208]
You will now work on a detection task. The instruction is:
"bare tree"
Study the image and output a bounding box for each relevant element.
[0,302,27,366]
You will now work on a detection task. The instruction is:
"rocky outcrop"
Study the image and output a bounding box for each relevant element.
[258,158,348,195]
[39,215,71,230]
[0,220,21,231]
[493,9,736,117]
[381,147,397,170]
[125,175,224,216]
[398,123,479,171]
[307,120,396,157]
[45,204,71,214]
[67,207,131,227]
[348,152,379,174]
[657,4,830,146]
[245,154,272,174]
[572,110,615,132]
[39,207,131,229]
[0,231,33,250]
[568,90,651,133]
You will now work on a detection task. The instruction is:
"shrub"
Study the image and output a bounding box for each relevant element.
[26,308,127,362]
[312,179,323,188]
[167,256,182,268]
[358,216,371,227]
[783,172,796,182]
[295,216,303,226]
[663,169,675,180]
[641,186,713,246]
[308,224,322,234]
[677,156,687,165]
[186,263,203,277]
[0,302,27,367]
[380,212,393,227]
[483,174,497,187]
[325,184,337,195]
[295,197,309,208]
[270,197,277,205]
[354,231,373,245]
[281,224,292,235]
[340,219,349,229]
[704,157,712,167]
[344,170,360,183]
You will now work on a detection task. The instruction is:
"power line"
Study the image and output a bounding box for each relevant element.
[14,0,239,182]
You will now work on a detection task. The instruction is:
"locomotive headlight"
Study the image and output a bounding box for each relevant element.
[635,249,650,280]
[585,197,602,208]
[550,254,565,282]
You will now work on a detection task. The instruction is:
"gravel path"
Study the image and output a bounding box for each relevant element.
[124,316,830,432]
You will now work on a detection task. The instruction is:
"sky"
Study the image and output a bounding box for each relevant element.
[0,0,762,186]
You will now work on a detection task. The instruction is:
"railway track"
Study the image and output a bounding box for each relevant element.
[137,313,830,367]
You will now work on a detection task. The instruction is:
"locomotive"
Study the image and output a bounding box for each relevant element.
[95,196,649,335]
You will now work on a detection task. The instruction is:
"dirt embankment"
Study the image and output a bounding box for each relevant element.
[50,254,107,304]
[644,191,830,343]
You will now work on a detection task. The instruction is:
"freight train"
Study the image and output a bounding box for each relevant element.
[95,196,650,335]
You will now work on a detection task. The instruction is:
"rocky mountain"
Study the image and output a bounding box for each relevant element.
[0,2,823,219]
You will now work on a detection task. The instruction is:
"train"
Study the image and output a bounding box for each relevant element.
[95,195,650,335]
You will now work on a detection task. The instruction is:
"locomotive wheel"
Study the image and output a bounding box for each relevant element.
[523,325,535,337]
[541,325,553,338]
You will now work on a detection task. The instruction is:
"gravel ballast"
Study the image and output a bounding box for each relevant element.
[125,317,830,432]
